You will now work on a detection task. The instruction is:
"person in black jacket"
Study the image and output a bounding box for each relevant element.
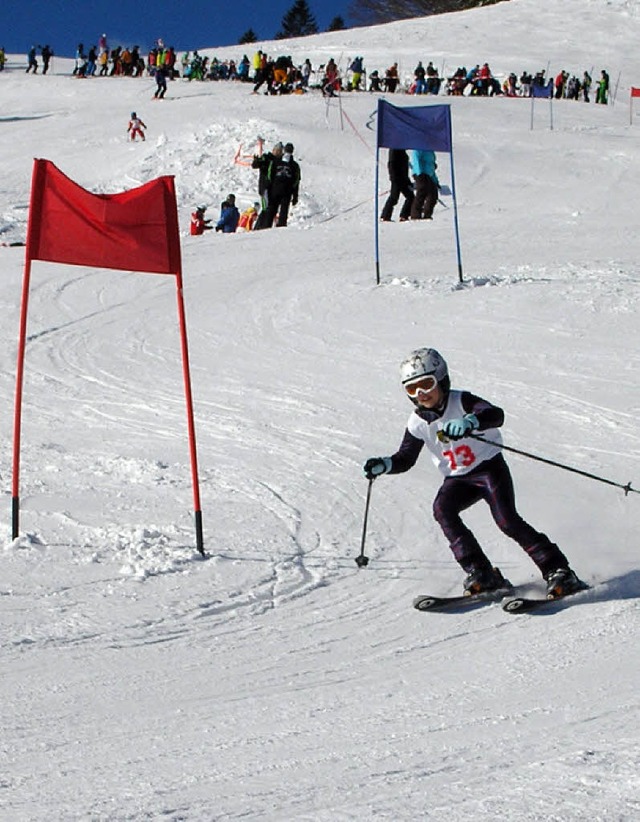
[263,142,300,228]
[252,141,283,230]
[381,148,414,222]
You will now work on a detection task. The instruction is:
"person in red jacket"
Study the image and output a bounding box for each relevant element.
[190,205,212,235]
[127,112,146,141]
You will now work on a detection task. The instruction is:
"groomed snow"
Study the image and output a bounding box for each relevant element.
[1,0,640,818]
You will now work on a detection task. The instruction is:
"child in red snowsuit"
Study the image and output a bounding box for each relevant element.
[190,206,212,235]
[127,112,146,141]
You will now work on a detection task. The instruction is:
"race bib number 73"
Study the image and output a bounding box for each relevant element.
[442,444,476,471]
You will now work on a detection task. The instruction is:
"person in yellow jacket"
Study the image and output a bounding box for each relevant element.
[238,203,260,231]
[252,50,263,81]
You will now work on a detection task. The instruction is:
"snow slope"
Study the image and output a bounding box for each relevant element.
[1,0,640,819]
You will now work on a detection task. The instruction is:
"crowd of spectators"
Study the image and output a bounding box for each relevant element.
[16,40,613,105]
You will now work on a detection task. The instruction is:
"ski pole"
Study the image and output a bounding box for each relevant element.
[469,433,638,496]
[355,477,375,567]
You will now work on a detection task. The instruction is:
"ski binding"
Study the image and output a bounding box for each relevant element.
[502,582,590,614]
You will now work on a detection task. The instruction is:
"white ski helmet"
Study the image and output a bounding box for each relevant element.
[400,347,448,385]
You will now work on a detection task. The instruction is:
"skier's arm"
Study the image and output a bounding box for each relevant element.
[460,391,504,430]
[389,428,424,473]
[363,428,423,479]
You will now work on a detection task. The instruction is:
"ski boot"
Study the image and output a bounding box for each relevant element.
[463,566,511,597]
[544,568,585,599]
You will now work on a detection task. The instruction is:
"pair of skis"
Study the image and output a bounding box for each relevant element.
[413,581,590,615]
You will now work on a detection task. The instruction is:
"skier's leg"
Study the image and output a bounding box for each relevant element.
[482,455,569,575]
[433,478,490,572]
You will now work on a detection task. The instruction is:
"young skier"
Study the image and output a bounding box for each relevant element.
[238,202,259,231]
[190,205,212,235]
[127,112,146,141]
[363,347,584,599]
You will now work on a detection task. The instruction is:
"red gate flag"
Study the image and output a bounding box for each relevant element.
[26,159,181,274]
[631,87,640,98]
[15,159,205,554]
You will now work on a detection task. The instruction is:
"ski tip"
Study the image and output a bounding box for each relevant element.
[413,595,439,611]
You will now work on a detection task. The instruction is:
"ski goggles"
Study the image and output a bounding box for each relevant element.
[403,374,438,396]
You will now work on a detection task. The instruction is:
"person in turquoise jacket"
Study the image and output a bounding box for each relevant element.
[409,149,439,220]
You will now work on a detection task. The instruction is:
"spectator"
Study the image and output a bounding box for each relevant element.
[425,61,441,94]
[41,44,53,74]
[216,194,240,233]
[385,62,399,93]
[263,143,300,228]
[252,141,284,229]
[154,65,168,99]
[596,69,609,104]
[109,46,121,76]
[519,71,532,97]
[554,70,568,99]
[381,149,414,223]
[238,203,260,231]
[504,72,518,97]
[302,58,312,88]
[414,62,426,95]
[322,58,340,96]
[252,50,263,82]
[86,46,97,77]
[26,45,38,74]
[410,150,439,221]
[98,47,109,76]
[350,56,364,91]
[369,70,382,92]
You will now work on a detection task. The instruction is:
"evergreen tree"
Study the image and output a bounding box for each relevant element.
[327,16,346,31]
[276,0,319,39]
[238,29,258,45]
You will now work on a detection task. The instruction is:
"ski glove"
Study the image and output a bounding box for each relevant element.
[442,414,479,441]
[364,456,392,480]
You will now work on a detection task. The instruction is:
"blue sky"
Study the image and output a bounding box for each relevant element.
[6,1,351,57]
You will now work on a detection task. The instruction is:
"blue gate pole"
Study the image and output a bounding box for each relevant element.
[448,143,464,285]
[374,145,381,285]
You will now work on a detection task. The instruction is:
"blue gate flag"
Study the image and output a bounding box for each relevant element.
[374,99,463,285]
[377,99,452,152]
[531,80,553,98]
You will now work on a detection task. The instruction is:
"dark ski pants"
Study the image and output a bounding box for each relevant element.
[410,174,438,220]
[432,454,569,577]
[264,189,293,227]
[381,179,414,221]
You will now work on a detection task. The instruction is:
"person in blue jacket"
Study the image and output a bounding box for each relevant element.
[215,194,240,233]
[409,149,439,220]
